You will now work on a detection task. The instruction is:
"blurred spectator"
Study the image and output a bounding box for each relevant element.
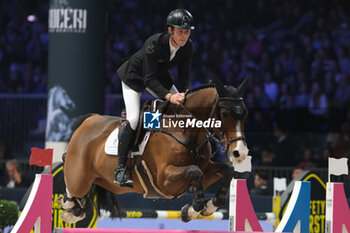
[263,72,279,104]
[278,82,290,107]
[245,111,273,159]
[1,0,350,166]
[0,159,31,188]
[297,148,318,169]
[295,81,310,107]
[260,148,274,166]
[244,32,262,58]
[333,73,350,107]
[324,71,336,101]
[250,171,271,196]
[309,81,328,116]
[308,81,328,129]
[336,47,350,74]
[318,146,332,168]
[328,132,349,158]
[271,122,297,167]
[254,84,272,109]
[291,165,305,180]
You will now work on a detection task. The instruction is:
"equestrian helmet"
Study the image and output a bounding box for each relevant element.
[166,9,195,30]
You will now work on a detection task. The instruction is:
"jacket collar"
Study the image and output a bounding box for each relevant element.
[161,32,171,45]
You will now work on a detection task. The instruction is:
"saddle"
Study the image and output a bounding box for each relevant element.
[119,99,167,151]
[120,99,173,199]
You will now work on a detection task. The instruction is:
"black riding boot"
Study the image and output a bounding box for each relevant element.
[114,121,135,188]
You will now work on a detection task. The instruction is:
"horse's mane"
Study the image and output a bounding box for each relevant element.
[185,83,216,96]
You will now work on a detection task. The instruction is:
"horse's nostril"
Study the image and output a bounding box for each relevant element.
[233,150,240,158]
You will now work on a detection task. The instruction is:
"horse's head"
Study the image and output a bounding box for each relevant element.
[213,77,249,164]
[49,86,76,111]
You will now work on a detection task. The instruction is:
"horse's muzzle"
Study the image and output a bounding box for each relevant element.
[228,144,248,164]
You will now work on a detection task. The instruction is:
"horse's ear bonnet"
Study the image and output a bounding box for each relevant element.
[212,77,248,120]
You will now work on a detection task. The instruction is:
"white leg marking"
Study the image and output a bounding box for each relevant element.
[66,188,73,198]
[188,206,201,220]
[202,199,218,216]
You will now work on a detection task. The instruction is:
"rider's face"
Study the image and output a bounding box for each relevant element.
[169,27,191,47]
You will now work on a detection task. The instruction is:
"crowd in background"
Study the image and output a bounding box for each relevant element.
[0,0,350,173]
[0,0,48,94]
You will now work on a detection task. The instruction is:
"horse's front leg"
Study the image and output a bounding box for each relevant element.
[162,165,206,222]
[201,162,235,216]
[180,165,207,222]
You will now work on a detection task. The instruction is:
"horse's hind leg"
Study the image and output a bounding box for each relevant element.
[162,165,207,222]
[57,187,88,224]
[58,162,95,223]
[201,162,235,216]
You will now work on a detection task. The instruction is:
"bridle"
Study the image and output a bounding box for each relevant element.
[154,94,246,162]
[215,96,246,145]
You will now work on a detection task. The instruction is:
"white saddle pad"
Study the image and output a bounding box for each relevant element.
[104,128,119,155]
[104,128,151,156]
[105,99,161,156]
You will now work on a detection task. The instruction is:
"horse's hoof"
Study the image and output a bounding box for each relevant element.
[61,210,86,224]
[200,199,218,216]
[57,196,75,210]
[180,204,191,223]
[56,196,63,204]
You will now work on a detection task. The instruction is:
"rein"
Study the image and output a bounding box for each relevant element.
[154,95,245,162]
[181,101,245,157]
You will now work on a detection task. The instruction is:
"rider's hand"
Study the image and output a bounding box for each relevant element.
[165,93,185,106]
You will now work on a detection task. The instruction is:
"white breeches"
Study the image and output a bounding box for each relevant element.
[121,81,178,130]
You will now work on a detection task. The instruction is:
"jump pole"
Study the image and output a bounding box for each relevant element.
[11,152,311,233]
[10,173,252,233]
[229,155,310,233]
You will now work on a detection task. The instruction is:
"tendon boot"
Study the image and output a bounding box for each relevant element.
[114,120,135,188]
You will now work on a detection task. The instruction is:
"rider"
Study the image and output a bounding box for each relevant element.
[114,9,195,187]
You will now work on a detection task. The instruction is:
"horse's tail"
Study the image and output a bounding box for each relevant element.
[87,185,121,219]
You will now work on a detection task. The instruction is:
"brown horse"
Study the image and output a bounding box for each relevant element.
[57,78,249,223]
